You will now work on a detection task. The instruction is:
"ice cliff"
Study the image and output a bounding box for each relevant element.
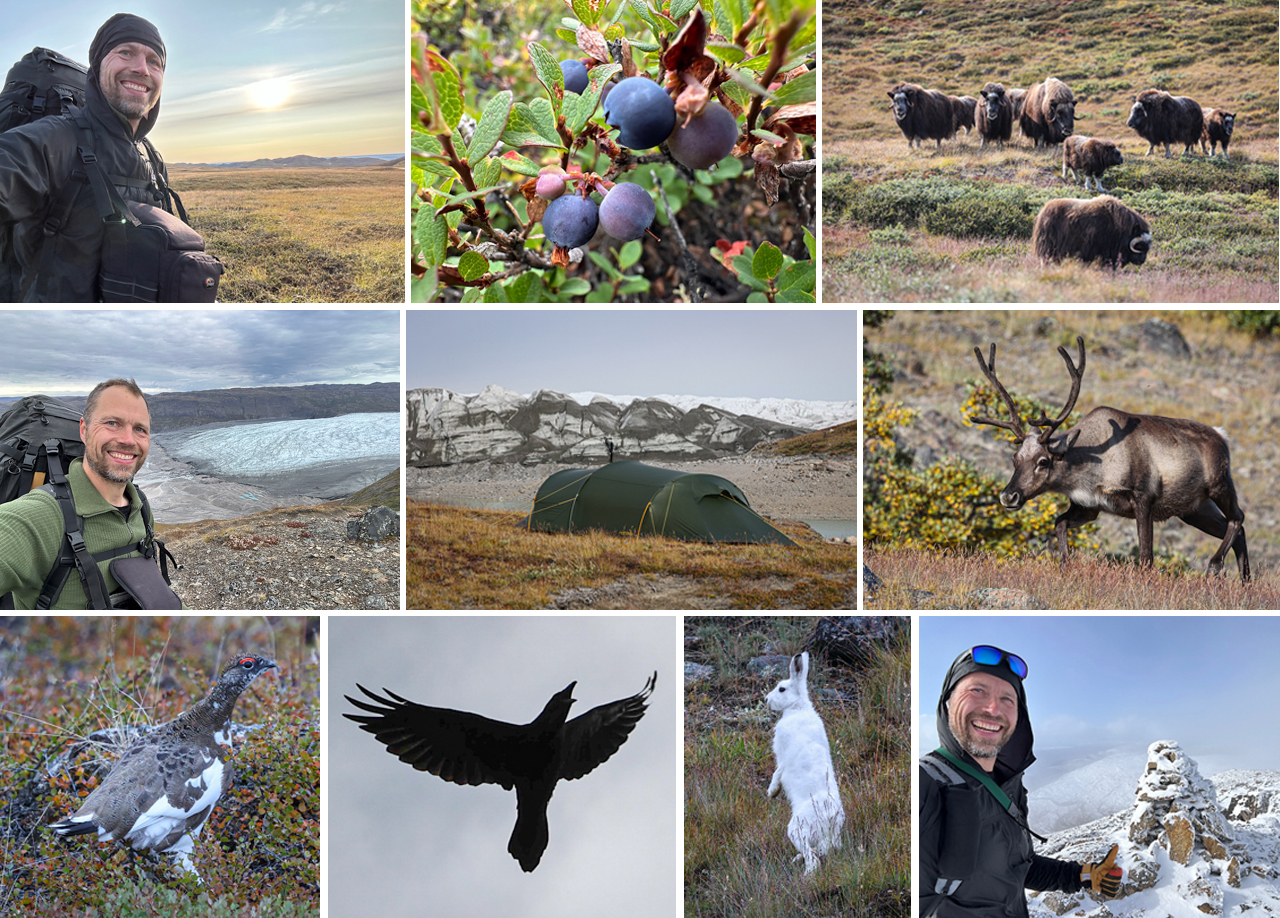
[405,385,851,467]
[1028,740,1280,917]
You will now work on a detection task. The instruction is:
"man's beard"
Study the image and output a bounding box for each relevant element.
[951,713,1011,761]
[103,79,155,120]
[85,443,143,483]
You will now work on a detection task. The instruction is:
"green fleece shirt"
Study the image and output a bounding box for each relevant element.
[0,458,152,609]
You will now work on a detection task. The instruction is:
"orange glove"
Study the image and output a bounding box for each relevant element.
[1080,844,1122,898]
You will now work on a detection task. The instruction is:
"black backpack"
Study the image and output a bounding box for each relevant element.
[0,395,178,609]
[0,48,88,302]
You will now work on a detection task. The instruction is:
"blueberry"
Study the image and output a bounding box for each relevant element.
[598,182,655,242]
[542,195,599,248]
[603,77,676,150]
[560,59,589,95]
[667,102,740,170]
[536,171,567,200]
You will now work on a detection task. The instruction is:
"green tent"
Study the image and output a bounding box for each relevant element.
[526,460,795,545]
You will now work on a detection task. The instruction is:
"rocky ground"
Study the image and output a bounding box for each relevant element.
[406,454,857,522]
[161,504,399,610]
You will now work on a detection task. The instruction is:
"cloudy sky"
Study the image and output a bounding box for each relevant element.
[919,616,1280,782]
[328,616,677,918]
[406,309,856,401]
[5,1,402,162]
[0,309,399,395]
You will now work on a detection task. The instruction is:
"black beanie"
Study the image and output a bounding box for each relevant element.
[89,13,166,81]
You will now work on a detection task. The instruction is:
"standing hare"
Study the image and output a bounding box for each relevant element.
[766,651,845,874]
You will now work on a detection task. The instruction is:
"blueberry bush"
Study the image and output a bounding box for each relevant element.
[410,0,816,302]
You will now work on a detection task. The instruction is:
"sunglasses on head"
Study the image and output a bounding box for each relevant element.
[971,645,1028,679]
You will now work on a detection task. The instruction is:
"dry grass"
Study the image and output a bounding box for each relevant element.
[758,421,858,456]
[168,166,404,303]
[865,545,1274,610]
[405,501,856,610]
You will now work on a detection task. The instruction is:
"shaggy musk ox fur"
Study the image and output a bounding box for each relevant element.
[1021,78,1075,147]
[1062,135,1124,193]
[1201,109,1235,157]
[1007,87,1028,121]
[1032,196,1152,268]
[950,95,977,136]
[977,83,1013,147]
[1127,89,1204,157]
[887,83,954,148]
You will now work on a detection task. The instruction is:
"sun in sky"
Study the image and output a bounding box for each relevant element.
[247,77,292,109]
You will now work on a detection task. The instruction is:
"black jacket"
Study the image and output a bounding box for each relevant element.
[920,651,1083,917]
[0,64,170,302]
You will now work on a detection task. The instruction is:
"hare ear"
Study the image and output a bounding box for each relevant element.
[791,653,805,679]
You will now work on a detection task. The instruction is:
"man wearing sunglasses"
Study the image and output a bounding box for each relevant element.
[920,645,1123,916]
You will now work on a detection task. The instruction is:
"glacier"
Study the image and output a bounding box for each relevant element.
[156,413,399,496]
[566,391,855,430]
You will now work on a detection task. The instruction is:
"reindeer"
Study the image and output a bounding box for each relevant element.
[971,336,1249,581]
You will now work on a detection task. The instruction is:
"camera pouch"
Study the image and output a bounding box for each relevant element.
[109,554,183,609]
[99,201,223,302]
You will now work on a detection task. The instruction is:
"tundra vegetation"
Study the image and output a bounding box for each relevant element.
[170,166,403,303]
[863,310,1280,609]
[410,0,816,303]
[684,616,909,918]
[0,617,319,917]
[822,0,1278,302]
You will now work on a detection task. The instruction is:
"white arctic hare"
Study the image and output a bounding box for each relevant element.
[766,651,845,874]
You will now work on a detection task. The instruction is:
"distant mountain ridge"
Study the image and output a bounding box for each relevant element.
[0,383,398,432]
[174,154,405,169]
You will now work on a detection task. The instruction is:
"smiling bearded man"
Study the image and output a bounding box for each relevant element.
[0,379,180,609]
[918,646,1124,917]
[0,13,191,301]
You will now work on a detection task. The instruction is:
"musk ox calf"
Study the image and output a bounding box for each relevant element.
[950,95,977,137]
[1021,78,1075,147]
[1201,109,1235,157]
[977,83,1014,148]
[1062,135,1124,193]
[1032,195,1152,268]
[1127,89,1204,157]
[888,82,954,148]
[1007,87,1028,121]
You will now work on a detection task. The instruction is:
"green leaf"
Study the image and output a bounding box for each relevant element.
[778,260,815,293]
[571,0,599,27]
[746,291,770,303]
[724,65,777,100]
[436,184,503,214]
[584,284,615,303]
[770,69,816,106]
[752,242,784,281]
[559,277,592,296]
[506,272,544,303]
[467,90,513,166]
[527,42,565,117]
[670,0,700,20]
[731,254,768,291]
[564,63,620,136]
[498,151,543,177]
[803,226,815,260]
[457,251,489,281]
[411,275,437,303]
[752,128,786,144]
[618,276,650,295]
[425,51,463,131]
[502,101,564,149]
[482,282,509,303]
[705,41,746,65]
[414,208,448,267]
[775,286,815,303]
[617,239,642,269]
[555,27,578,43]
[627,0,663,38]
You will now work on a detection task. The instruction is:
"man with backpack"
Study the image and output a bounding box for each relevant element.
[920,646,1123,916]
[0,379,180,609]
[0,14,220,301]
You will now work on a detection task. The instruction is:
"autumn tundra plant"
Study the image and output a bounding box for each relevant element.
[410,0,816,303]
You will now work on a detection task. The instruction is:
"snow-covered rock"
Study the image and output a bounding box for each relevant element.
[1028,740,1280,917]
[405,386,841,467]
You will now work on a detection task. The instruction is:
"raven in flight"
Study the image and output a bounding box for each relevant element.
[344,671,657,872]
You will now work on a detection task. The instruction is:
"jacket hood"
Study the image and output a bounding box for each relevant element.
[936,647,1035,783]
[88,13,166,141]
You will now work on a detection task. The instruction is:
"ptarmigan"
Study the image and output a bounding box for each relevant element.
[50,653,278,875]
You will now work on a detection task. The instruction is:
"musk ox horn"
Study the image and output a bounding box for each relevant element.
[1130,232,1152,254]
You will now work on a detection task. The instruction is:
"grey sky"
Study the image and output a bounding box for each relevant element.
[328,616,678,918]
[0,310,399,396]
[406,309,856,401]
[919,616,1280,781]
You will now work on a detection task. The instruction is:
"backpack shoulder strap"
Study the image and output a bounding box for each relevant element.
[34,440,112,610]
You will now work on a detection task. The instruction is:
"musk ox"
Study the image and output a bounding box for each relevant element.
[1062,135,1124,193]
[1201,109,1235,157]
[887,82,954,148]
[1021,78,1075,147]
[977,83,1013,147]
[1031,195,1152,268]
[1007,87,1028,121]
[1127,89,1204,157]
[950,95,977,136]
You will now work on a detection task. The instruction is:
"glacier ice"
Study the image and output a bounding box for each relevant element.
[161,413,399,484]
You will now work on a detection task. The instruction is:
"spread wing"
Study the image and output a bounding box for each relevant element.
[343,684,530,789]
[557,671,656,781]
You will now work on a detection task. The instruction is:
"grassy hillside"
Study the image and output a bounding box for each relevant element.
[169,166,403,303]
[820,0,1278,301]
[757,420,857,456]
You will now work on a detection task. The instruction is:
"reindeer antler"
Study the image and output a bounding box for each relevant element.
[970,342,1028,439]
[1027,336,1086,443]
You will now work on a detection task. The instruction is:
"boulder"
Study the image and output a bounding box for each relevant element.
[347,506,400,542]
